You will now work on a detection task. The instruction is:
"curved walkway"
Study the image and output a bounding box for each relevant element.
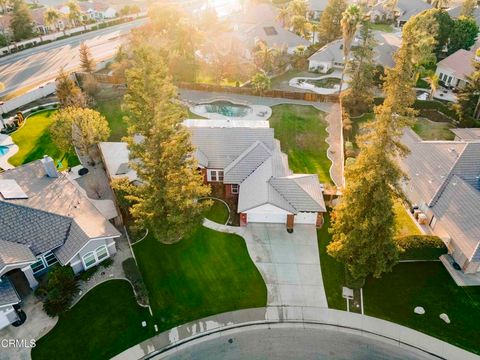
[324,103,344,187]
[112,306,480,360]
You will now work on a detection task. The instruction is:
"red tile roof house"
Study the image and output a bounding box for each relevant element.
[0,157,121,330]
[100,119,326,230]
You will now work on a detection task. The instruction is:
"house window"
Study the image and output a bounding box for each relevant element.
[44,252,58,267]
[82,253,96,269]
[208,170,224,182]
[82,245,109,270]
[447,76,452,84]
[96,246,108,261]
[31,258,46,274]
[231,184,239,194]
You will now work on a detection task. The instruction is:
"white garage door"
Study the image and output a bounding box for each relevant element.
[247,212,287,224]
[295,212,317,224]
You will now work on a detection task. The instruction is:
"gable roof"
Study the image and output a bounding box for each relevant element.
[436,49,476,81]
[0,201,71,256]
[187,123,275,169]
[270,175,326,212]
[451,128,480,141]
[397,0,431,22]
[447,5,480,25]
[224,141,272,184]
[400,128,480,261]
[0,239,36,271]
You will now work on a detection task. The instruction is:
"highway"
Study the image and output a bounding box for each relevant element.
[0,18,147,97]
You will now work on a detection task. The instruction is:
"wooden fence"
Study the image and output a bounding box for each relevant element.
[177,82,339,103]
[78,72,340,103]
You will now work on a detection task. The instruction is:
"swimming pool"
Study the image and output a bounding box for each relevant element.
[0,146,9,156]
[195,101,253,117]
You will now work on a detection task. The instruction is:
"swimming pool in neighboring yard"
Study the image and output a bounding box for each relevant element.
[193,101,253,117]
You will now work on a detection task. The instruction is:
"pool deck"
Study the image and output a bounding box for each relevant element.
[0,134,18,170]
[189,98,272,120]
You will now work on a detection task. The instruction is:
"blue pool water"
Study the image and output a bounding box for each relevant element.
[201,101,252,117]
[0,146,9,156]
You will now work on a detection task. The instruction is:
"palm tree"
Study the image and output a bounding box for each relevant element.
[44,8,61,34]
[67,0,81,28]
[253,41,278,73]
[425,73,439,100]
[339,5,362,93]
[277,6,290,27]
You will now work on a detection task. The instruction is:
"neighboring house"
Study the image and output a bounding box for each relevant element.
[100,119,326,229]
[79,1,117,20]
[447,5,480,26]
[399,128,480,274]
[30,8,66,34]
[451,128,480,141]
[197,31,252,67]
[230,3,310,55]
[308,31,401,72]
[98,142,139,184]
[435,49,477,89]
[368,0,432,26]
[307,0,328,21]
[0,156,121,330]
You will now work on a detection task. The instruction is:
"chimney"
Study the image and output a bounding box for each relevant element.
[41,155,59,178]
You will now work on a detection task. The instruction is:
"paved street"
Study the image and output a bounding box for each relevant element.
[158,325,435,360]
[0,18,147,96]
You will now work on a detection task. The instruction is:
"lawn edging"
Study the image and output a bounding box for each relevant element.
[112,306,479,360]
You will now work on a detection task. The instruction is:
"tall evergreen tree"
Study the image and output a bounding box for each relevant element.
[121,45,211,244]
[449,16,479,55]
[342,22,377,115]
[328,12,439,286]
[318,0,347,44]
[79,42,96,73]
[10,0,34,41]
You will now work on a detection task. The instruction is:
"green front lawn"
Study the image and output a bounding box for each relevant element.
[269,104,331,183]
[32,280,154,360]
[412,118,454,141]
[133,225,267,331]
[368,23,394,33]
[318,212,346,311]
[95,98,127,141]
[204,198,229,224]
[364,262,480,355]
[8,110,79,170]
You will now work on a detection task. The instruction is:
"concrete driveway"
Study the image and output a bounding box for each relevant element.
[244,224,327,308]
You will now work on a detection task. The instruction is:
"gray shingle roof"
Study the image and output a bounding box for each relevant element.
[188,126,275,169]
[0,239,35,270]
[0,201,71,256]
[0,277,20,307]
[432,175,480,261]
[224,141,272,184]
[397,0,431,22]
[54,220,91,265]
[270,175,326,212]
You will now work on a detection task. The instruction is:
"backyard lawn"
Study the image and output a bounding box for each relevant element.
[32,280,154,360]
[8,110,79,170]
[364,262,480,355]
[394,200,422,237]
[95,97,127,141]
[133,225,267,331]
[412,118,454,141]
[269,104,331,184]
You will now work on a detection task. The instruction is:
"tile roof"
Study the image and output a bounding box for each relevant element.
[187,126,275,169]
[0,201,71,256]
[0,277,20,307]
[270,175,326,212]
[224,141,272,184]
[54,220,91,264]
[432,175,480,261]
[0,239,36,271]
[451,128,480,141]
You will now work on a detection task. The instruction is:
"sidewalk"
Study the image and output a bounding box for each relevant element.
[112,306,480,360]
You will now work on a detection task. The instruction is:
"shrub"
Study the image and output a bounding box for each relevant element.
[39,265,79,317]
[78,266,99,281]
[101,258,114,268]
[345,141,354,151]
[122,258,149,305]
[396,235,447,260]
